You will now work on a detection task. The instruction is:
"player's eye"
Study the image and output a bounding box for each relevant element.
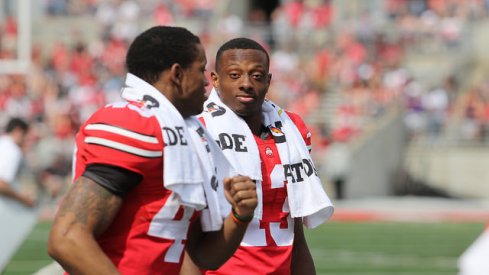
[253,73,263,78]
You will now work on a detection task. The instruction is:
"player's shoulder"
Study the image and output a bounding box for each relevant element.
[85,101,160,136]
[285,111,308,130]
[284,110,311,145]
[78,102,163,163]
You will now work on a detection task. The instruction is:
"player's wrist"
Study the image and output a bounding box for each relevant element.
[231,208,254,225]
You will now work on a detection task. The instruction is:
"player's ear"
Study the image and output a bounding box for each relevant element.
[170,63,184,90]
[265,73,272,95]
[210,71,219,91]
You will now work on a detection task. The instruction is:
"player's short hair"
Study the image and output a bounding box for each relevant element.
[215,38,270,72]
[126,26,201,84]
[5,117,29,133]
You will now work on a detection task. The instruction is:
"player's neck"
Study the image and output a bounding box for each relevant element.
[244,115,264,136]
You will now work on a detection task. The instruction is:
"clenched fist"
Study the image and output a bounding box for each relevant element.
[223,175,257,218]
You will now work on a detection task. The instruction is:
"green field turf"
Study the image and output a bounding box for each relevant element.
[3,221,485,274]
[307,221,485,274]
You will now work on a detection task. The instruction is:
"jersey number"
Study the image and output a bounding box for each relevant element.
[147,193,194,263]
[242,164,294,246]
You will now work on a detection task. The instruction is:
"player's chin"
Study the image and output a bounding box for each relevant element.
[189,104,204,116]
[234,107,254,118]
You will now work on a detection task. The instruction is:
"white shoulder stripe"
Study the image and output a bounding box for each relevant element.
[86,123,158,144]
[85,137,162,158]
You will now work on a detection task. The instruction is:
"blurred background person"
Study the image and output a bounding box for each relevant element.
[0,117,38,272]
[458,224,489,275]
[0,117,35,207]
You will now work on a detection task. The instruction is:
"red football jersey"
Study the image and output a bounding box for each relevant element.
[202,112,311,275]
[73,101,197,274]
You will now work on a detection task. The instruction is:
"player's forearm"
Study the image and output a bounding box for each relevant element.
[0,179,29,205]
[291,218,316,275]
[185,175,257,270]
[187,214,248,270]
[48,225,120,275]
[48,176,123,274]
[291,245,316,275]
[180,251,202,275]
[206,214,248,267]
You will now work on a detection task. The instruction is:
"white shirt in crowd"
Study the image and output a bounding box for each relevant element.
[0,135,23,191]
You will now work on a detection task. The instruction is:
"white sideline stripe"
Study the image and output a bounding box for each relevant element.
[85,137,162,157]
[86,123,158,144]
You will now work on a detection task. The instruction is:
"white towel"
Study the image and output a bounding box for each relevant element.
[200,89,263,219]
[186,118,233,231]
[202,90,262,180]
[262,100,334,228]
[121,73,229,231]
[201,89,334,228]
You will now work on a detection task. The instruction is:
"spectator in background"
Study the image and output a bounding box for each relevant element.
[0,117,35,207]
[422,85,449,144]
[2,76,33,123]
[0,117,39,275]
[323,138,350,200]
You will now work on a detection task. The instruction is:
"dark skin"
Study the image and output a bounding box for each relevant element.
[48,43,258,274]
[181,48,316,274]
[48,177,121,274]
[155,43,209,118]
[211,49,271,136]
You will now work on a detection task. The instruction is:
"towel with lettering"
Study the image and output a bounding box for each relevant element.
[121,73,230,231]
[201,88,333,228]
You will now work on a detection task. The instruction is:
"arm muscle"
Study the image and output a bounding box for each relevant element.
[48,176,122,274]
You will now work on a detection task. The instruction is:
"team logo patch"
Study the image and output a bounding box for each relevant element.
[142,95,159,109]
[265,146,273,157]
[206,102,226,117]
[268,126,286,143]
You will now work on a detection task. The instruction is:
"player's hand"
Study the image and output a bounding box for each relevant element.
[223,175,257,218]
[20,194,36,208]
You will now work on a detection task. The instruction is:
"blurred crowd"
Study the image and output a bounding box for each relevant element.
[1,0,489,215]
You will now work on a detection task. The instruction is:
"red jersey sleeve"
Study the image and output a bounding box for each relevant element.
[75,103,164,178]
[285,111,312,152]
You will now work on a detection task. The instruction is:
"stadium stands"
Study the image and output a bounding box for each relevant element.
[1,0,489,205]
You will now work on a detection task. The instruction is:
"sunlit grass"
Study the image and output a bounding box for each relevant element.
[3,221,484,274]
